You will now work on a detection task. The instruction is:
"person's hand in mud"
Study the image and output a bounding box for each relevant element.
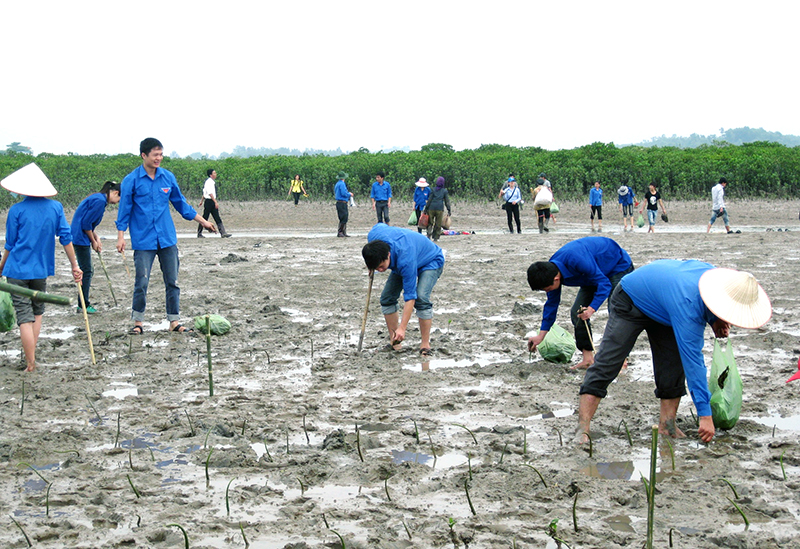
[577,306,595,321]
[698,415,715,442]
[712,319,730,338]
[393,326,406,344]
[527,330,547,352]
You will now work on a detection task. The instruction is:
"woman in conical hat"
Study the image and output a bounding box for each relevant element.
[0,163,82,372]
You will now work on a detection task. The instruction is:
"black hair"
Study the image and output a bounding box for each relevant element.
[376,171,385,179]
[527,261,559,291]
[207,168,215,177]
[719,177,728,184]
[100,180,120,197]
[362,240,390,270]
[140,137,163,155]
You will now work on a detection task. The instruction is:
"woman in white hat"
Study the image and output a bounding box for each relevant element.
[577,259,771,444]
[412,178,430,234]
[0,163,82,372]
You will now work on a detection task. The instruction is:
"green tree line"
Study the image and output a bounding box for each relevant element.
[1,141,798,209]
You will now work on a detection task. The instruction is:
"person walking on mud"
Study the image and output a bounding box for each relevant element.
[334,171,353,237]
[617,185,636,231]
[499,176,522,233]
[589,181,603,231]
[577,260,771,444]
[116,138,216,334]
[640,183,667,233]
[362,223,445,356]
[707,177,733,234]
[527,237,634,370]
[370,171,392,224]
[423,176,451,242]
[288,174,307,207]
[197,168,232,238]
[413,178,430,234]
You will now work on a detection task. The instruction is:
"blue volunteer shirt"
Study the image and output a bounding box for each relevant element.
[367,223,444,301]
[71,192,107,247]
[334,179,350,201]
[620,259,720,417]
[115,165,197,251]
[618,187,635,206]
[413,187,430,209]
[4,196,72,279]
[541,237,632,331]
[371,181,392,201]
[590,187,603,206]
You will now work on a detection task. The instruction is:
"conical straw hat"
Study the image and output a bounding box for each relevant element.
[1,163,58,197]
[698,268,772,329]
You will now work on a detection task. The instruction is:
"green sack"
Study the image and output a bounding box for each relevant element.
[549,202,560,214]
[194,314,231,336]
[636,213,645,228]
[408,210,418,226]
[708,338,743,430]
[0,291,15,332]
[538,323,577,364]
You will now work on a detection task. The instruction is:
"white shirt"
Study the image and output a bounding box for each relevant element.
[711,183,725,210]
[202,177,217,200]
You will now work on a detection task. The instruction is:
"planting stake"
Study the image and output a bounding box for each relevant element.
[357,270,374,352]
[121,250,131,280]
[206,315,214,396]
[95,251,118,306]
[646,424,658,549]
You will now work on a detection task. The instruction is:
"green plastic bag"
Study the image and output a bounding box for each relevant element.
[538,324,577,364]
[193,314,231,336]
[0,291,15,332]
[708,338,742,430]
[549,202,560,214]
[636,213,645,228]
[408,210,418,226]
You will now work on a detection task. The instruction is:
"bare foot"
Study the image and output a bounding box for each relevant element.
[25,364,36,372]
[570,359,594,370]
[576,430,591,445]
[659,418,686,439]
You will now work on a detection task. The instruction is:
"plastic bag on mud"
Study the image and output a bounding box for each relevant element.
[407,211,418,226]
[708,338,742,430]
[550,202,560,214]
[636,214,645,228]
[538,323,577,364]
[193,314,232,336]
[0,291,15,332]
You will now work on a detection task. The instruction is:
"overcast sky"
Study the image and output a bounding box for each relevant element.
[2,1,797,157]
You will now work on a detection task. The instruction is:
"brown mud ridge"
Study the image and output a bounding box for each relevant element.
[0,199,799,548]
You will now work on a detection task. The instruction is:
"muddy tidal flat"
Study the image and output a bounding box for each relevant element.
[0,198,799,548]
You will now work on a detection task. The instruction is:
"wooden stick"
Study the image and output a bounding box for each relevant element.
[76,282,96,365]
[578,306,596,353]
[357,271,374,352]
[121,250,131,280]
[96,251,118,306]
[0,281,73,306]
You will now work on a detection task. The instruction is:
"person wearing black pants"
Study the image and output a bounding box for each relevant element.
[197,168,231,238]
[499,177,522,233]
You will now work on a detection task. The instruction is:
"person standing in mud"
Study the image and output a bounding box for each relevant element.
[362,223,445,356]
[526,237,634,370]
[499,176,522,233]
[412,178,430,234]
[640,183,666,233]
[707,177,732,234]
[423,176,451,242]
[577,260,771,443]
[287,174,307,207]
[334,171,352,237]
[116,138,216,334]
[589,181,603,231]
[197,168,232,238]
[370,171,392,224]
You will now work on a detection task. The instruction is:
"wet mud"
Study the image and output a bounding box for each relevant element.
[0,198,799,548]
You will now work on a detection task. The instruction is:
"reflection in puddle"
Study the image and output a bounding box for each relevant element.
[391,450,468,469]
[404,353,511,371]
[606,514,635,533]
[747,414,800,431]
[102,382,139,399]
[581,460,666,482]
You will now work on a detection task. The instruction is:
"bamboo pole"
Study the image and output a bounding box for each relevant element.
[121,250,131,280]
[646,424,658,548]
[357,271,374,352]
[95,251,118,306]
[76,282,96,365]
[206,315,214,396]
[0,282,73,306]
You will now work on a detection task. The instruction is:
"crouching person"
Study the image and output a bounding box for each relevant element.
[362,223,444,356]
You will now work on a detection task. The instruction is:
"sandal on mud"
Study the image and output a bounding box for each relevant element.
[129,325,144,335]
[171,324,194,333]
[419,348,432,357]
[380,343,402,352]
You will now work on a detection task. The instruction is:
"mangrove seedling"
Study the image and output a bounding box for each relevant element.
[296,477,306,496]
[205,448,214,487]
[546,518,572,548]
[184,410,196,436]
[204,428,212,449]
[329,529,346,549]
[402,519,412,540]
[167,523,190,549]
[355,425,364,463]
[45,482,51,517]
[618,419,633,446]
[448,517,456,531]
[20,380,25,416]
[646,425,658,549]
[554,427,563,447]
[115,411,121,448]
[720,478,739,500]
[499,442,508,464]
[772,424,776,437]
[669,527,675,547]
[226,477,236,516]
[241,418,247,436]
[128,439,134,470]
[262,438,273,462]
[572,491,579,532]
[285,427,290,454]
[18,462,49,485]
[664,435,676,471]
[467,454,473,481]
[780,449,787,480]
[585,433,593,458]
[413,419,420,444]
[522,427,527,455]
[127,474,141,499]
[206,315,214,397]
[239,521,250,548]
[427,433,437,462]
[85,394,101,422]
[523,463,548,488]
[451,423,478,445]
[302,414,310,445]
[384,477,391,501]
[9,515,32,547]
[53,449,81,458]
[464,478,477,516]
[322,513,329,528]
[728,497,750,529]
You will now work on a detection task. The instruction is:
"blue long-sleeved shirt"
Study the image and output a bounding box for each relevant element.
[71,192,107,247]
[115,165,197,250]
[541,237,632,331]
[590,187,603,206]
[618,187,635,206]
[334,179,350,201]
[413,187,430,209]
[620,260,720,417]
[371,181,392,201]
[502,185,521,204]
[367,223,444,302]
[3,196,72,279]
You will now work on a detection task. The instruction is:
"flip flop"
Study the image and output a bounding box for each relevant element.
[419,348,432,357]
[171,324,194,333]
[129,325,144,335]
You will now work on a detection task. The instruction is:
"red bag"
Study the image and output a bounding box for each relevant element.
[418,212,430,228]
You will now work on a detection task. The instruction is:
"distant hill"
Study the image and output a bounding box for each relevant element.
[634,127,800,148]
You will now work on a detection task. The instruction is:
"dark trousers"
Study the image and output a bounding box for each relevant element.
[74,245,94,306]
[415,207,424,233]
[198,199,223,235]
[570,264,633,351]
[375,200,390,224]
[505,203,521,233]
[580,286,687,401]
[336,201,349,224]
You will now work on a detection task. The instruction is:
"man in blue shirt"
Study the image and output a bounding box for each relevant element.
[334,171,353,237]
[115,138,216,334]
[578,260,771,443]
[370,171,392,224]
[362,224,445,356]
[527,237,633,369]
[589,181,603,231]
